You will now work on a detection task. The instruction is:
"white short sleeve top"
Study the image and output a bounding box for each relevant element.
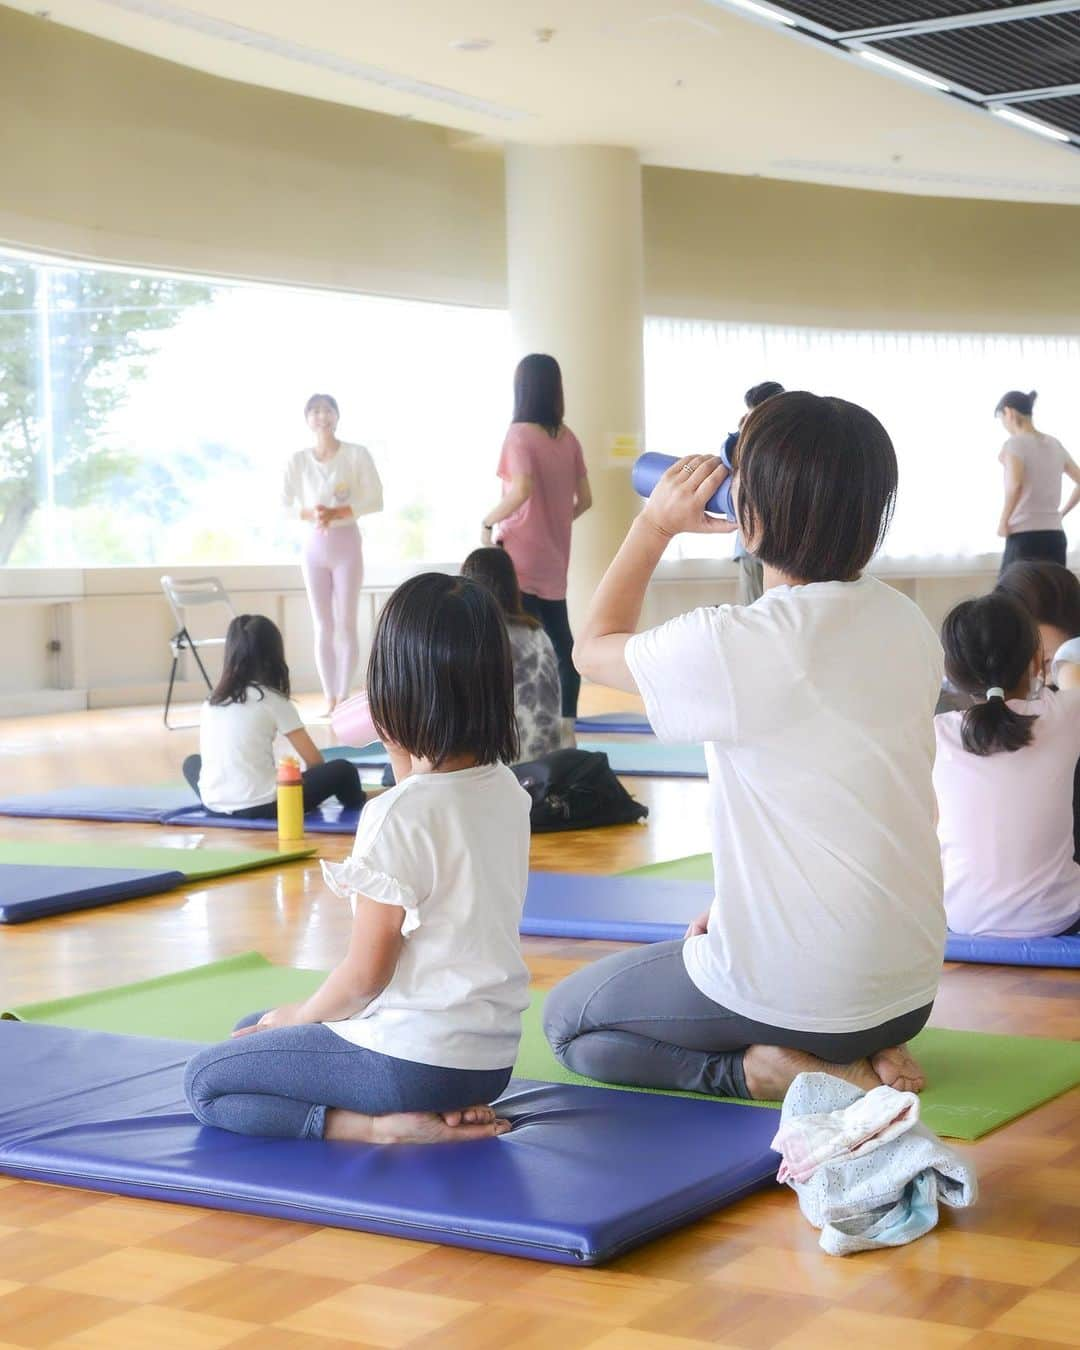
[282,443,383,526]
[197,686,304,813]
[625,576,946,1036]
[320,763,531,1070]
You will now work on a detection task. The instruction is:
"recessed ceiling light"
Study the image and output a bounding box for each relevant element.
[992,106,1070,144]
[450,38,493,52]
[859,50,950,93]
[718,0,796,27]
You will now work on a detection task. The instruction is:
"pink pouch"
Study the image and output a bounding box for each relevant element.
[331,691,378,747]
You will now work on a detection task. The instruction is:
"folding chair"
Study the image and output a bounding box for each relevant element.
[160,575,236,729]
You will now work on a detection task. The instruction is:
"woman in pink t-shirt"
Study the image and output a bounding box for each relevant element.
[996,389,1080,574]
[481,355,592,725]
[934,591,1080,939]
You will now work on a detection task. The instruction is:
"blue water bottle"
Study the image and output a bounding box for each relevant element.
[631,452,735,518]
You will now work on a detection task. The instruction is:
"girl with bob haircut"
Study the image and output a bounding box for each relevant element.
[481,354,592,735]
[994,389,1080,573]
[461,546,561,761]
[546,391,945,1102]
[185,574,531,1145]
[934,592,1080,938]
[182,614,363,819]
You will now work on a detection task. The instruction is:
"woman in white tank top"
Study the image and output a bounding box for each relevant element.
[996,389,1080,574]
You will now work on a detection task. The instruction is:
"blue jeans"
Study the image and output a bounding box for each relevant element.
[184,1012,513,1139]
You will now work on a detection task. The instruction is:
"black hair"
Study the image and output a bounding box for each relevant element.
[996,561,1080,640]
[461,547,540,629]
[304,393,340,418]
[734,391,897,583]
[367,573,518,767]
[744,381,784,410]
[209,614,290,705]
[995,390,1037,418]
[512,354,564,437]
[941,594,1039,756]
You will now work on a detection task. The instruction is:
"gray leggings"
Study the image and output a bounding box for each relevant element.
[543,942,933,1101]
[184,1011,512,1140]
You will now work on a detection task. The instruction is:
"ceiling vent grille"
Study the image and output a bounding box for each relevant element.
[871,13,1080,94]
[772,1,1034,35]
[1020,93,1080,133]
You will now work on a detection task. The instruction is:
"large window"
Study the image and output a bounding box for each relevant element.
[0,249,511,572]
[5,248,1078,572]
[645,319,1080,563]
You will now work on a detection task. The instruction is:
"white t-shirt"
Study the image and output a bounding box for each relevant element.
[320,763,531,1070]
[282,443,383,526]
[625,576,945,1034]
[935,689,1080,938]
[198,686,303,813]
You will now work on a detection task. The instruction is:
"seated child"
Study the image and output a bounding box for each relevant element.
[461,547,562,760]
[996,560,1080,859]
[182,614,363,818]
[184,574,531,1142]
[934,592,1080,938]
[996,560,1080,687]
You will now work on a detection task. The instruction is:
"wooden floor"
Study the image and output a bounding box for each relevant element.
[0,692,1078,1349]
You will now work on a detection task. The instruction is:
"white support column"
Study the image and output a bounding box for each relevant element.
[504,144,644,621]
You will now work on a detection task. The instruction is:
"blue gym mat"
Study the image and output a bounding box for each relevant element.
[326,741,708,780]
[574,712,654,736]
[0,864,186,925]
[162,803,363,835]
[0,1021,779,1265]
[0,784,198,823]
[522,872,710,942]
[0,785,365,834]
[523,872,1080,969]
[943,932,1080,968]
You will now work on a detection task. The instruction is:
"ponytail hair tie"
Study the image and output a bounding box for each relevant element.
[986,687,1005,701]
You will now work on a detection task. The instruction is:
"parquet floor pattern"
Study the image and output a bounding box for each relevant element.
[0,694,1077,1349]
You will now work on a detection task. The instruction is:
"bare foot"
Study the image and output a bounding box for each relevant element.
[325,1103,511,1144]
[742,1045,881,1101]
[871,1043,927,1094]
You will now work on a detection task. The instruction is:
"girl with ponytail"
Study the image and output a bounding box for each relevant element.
[934,593,1080,938]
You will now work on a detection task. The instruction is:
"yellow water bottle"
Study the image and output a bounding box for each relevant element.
[276,757,304,842]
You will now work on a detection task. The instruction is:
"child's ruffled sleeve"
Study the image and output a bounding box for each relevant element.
[320,793,429,935]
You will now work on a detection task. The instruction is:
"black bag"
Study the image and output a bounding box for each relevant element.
[512,748,648,833]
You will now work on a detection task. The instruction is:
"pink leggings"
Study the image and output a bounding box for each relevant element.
[302,524,363,703]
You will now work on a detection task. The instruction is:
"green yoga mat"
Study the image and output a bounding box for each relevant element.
[621,853,711,881]
[0,840,316,882]
[7,954,1079,1141]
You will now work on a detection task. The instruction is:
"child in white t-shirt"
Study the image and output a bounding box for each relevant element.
[935,592,1080,939]
[545,392,945,1103]
[185,574,531,1144]
[182,614,363,819]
